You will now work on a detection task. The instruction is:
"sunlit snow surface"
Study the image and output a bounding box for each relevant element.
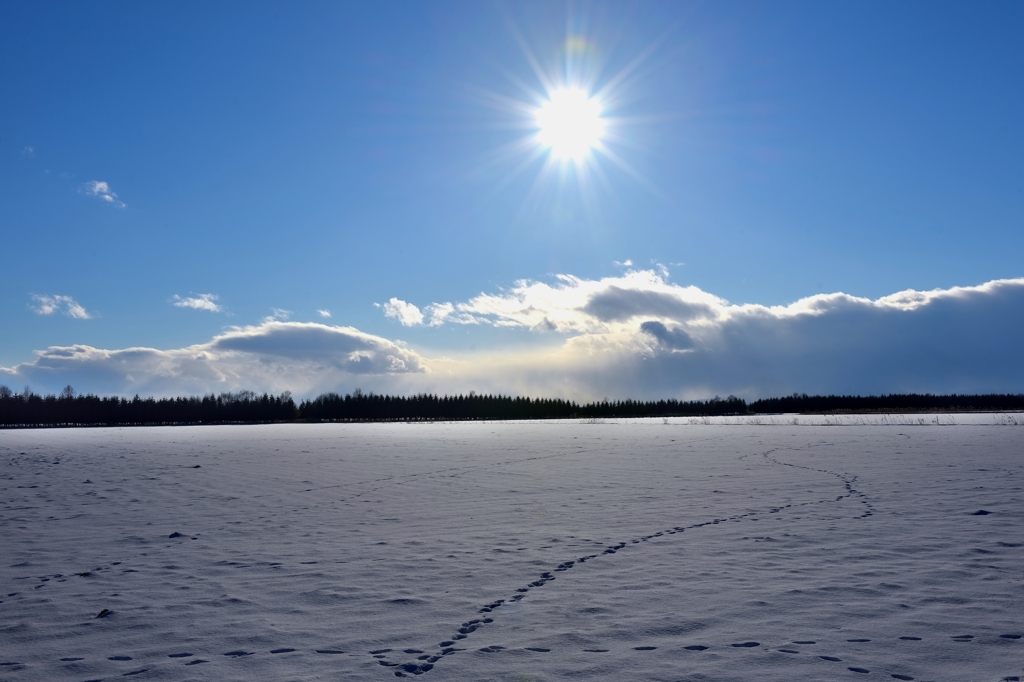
[1,417,1022,681]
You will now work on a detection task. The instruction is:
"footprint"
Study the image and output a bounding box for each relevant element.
[315,649,345,654]
[633,646,657,650]
[167,652,192,658]
[108,656,132,661]
[184,659,207,665]
[731,642,760,648]
[820,655,842,661]
[898,637,921,641]
[971,510,991,515]
[123,669,150,677]
[270,648,295,654]
[370,649,393,655]
[847,639,871,642]
[778,649,800,654]
[891,675,915,680]
[478,645,505,653]
[999,634,1021,639]
[524,647,550,652]
[223,650,253,657]
[60,657,85,661]
[684,645,708,651]
[400,662,434,673]
[793,641,816,644]
[403,649,424,654]
[848,667,870,674]
[583,649,609,653]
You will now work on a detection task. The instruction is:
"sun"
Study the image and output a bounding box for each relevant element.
[535,88,606,162]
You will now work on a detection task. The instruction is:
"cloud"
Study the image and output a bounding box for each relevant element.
[582,285,714,323]
[384,273,1024,400]
[30,294,91,319]
[639,320,693,350]
[172,294,222,313]
[317,309,331,318]
[382,298,424,326]
[21,146,35,158]
[424,302,482,327]
[1,321,427,397]
[261,308,292,324]
[6,276,1024,401]
[82,180,125,208]
[414,270,722,333]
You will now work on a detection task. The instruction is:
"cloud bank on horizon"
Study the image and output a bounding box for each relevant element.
[5,272,1024,401]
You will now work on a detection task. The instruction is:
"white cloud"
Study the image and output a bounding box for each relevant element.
[1,321,427,397]
[172,294,222,313]
[7,276,1024,401]
[424,302,453,326]
[420,269,722,333]
[317,309,331,318]
[30,294,91,319]
[82,180,125,208]
[382,298,424,326]
[612,259,633,267]
[424,302,483,327]
[411,270,1024,339]
[261,308,292,324]
[21,146,35,158]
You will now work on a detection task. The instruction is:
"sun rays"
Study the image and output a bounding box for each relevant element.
[463,19,661,225]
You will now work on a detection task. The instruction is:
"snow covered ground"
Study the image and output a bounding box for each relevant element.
[1,418,1022,681]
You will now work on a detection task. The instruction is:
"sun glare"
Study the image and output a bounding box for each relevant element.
[535,88,605,162]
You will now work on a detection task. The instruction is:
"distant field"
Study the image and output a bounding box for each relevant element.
[1,420,1021,681]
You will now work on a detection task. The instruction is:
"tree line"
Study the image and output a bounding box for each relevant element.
[298,390,747,422]
[747,392,1024,414]
[0,386,297,427]
[0,385,1021,428]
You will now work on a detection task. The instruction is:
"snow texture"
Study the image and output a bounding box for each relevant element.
[1,418,1022,681]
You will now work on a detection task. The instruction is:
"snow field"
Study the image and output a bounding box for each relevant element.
[0,420,1022,681]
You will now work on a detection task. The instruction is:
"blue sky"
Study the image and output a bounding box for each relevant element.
[2,1,1023,399]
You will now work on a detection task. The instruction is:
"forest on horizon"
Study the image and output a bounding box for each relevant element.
[2,385,1023,428]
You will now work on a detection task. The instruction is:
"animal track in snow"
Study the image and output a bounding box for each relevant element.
[363,447,1022,678]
